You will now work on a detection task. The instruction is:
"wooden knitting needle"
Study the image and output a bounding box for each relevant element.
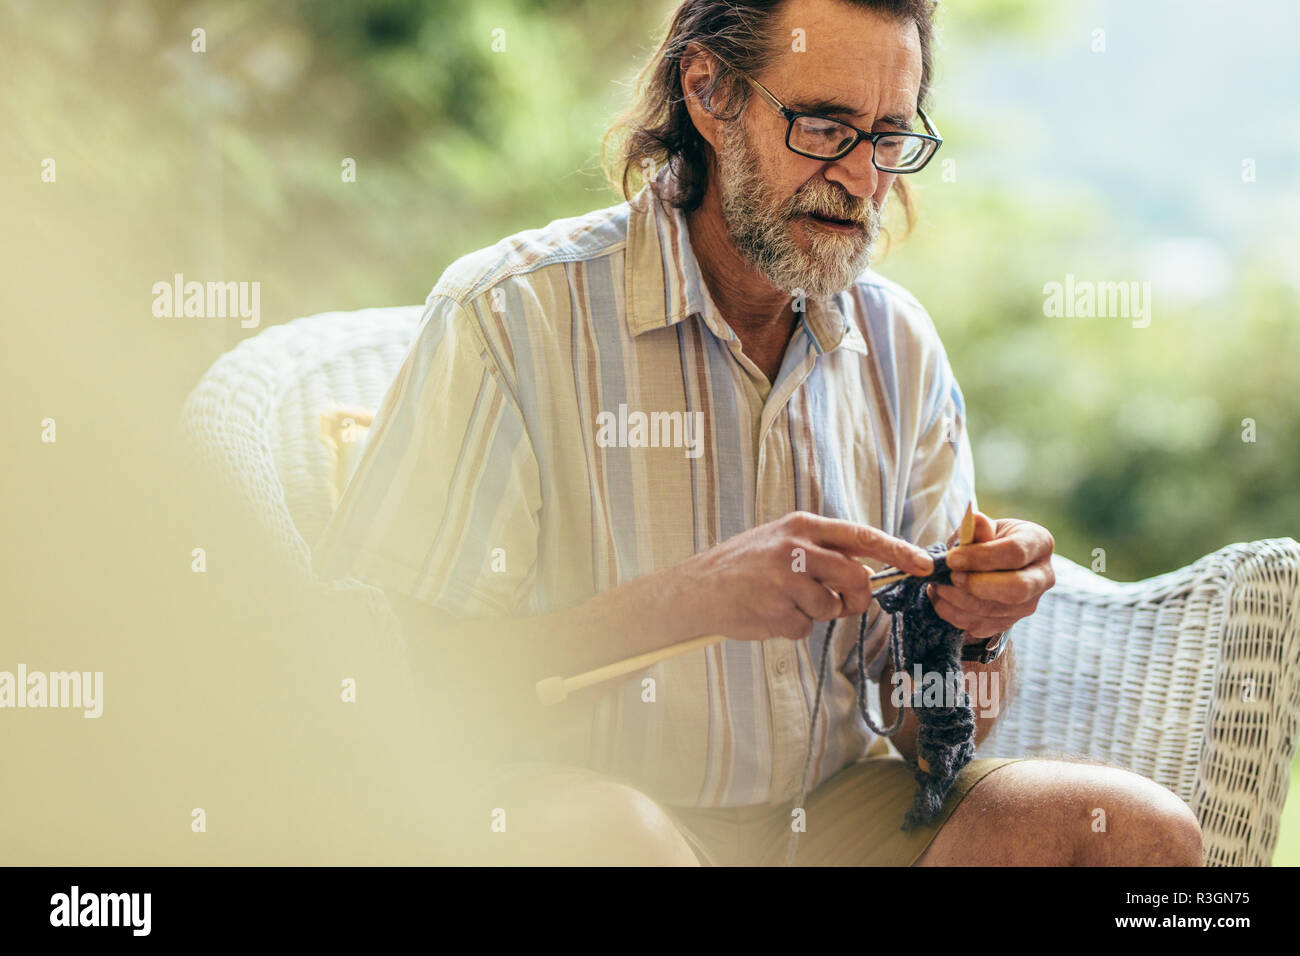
[862,508,970,592]
[958,501,977,548]
[535,633,727,706]
[534,545,952,706]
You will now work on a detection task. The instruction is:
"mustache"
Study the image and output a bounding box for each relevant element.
[787,187,875,225]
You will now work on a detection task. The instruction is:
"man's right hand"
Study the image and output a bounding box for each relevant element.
[666,512,935,643]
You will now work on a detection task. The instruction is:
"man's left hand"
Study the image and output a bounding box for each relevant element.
[926,510,1055,642]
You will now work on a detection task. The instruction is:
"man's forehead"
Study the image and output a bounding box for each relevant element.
[766,1,922,119]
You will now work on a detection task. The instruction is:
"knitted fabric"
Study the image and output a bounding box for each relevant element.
[784,543,976,865]
[871,544,977,829]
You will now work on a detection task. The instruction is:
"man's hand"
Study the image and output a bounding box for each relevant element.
[671,511,936,643]
[927,510,1055,641]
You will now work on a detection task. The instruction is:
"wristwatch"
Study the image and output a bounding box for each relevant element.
[960,627,1011,664]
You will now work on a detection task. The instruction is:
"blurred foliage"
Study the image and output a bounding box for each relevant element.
[1,0,669,340]
[1,0,1291,574]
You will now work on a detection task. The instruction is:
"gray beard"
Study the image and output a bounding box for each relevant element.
[717,119,881,298]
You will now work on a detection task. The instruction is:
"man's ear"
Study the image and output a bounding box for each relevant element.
[680,41,725,154]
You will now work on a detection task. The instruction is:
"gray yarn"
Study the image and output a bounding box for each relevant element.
[784,543,976,865]
[872,545,978,829]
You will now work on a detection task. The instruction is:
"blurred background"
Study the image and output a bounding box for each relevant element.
[2,0,1296,863]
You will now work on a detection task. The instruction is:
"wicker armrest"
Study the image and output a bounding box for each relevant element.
[977,538,1300,866]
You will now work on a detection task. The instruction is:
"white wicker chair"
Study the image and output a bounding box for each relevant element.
[180,305,1300,866]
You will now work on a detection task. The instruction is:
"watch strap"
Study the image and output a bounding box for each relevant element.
[961,628,1010,664]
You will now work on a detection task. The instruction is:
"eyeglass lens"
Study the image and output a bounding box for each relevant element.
[788,115,932,170]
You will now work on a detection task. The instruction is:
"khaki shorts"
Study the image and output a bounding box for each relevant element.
[469,740,1026,866]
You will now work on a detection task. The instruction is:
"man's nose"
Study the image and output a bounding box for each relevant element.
[822,140,879,202]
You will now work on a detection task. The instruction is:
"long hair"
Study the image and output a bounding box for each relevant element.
[602,0,939,240]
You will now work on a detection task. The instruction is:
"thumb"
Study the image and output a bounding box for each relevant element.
[972,510,997,543]
[945,507,997,547]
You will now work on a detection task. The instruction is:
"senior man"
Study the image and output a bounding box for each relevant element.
[317,0,1203,866]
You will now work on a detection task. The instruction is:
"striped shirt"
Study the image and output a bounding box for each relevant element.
[315,173,977,809]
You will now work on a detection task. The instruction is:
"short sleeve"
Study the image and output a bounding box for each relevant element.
[313,293,542,619]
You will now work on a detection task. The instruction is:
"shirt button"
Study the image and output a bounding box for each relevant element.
[776,657,789,674]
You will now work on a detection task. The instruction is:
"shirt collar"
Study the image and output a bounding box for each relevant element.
[624,166,868,357]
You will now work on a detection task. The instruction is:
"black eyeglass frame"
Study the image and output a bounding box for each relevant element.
[741,73,943,174]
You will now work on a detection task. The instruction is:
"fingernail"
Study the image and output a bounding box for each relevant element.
[946,552,965,570]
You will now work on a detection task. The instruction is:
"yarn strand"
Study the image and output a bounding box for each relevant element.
[783,617,834,867]
[783,543,976,865]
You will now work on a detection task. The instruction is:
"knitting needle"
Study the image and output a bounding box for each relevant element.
[958,501,977,548]
[535,633,727,706]
[534,548,952,706]
[863,505,974,589]
[870,503,976,590]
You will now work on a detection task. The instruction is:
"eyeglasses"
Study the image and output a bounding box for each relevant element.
[741,73,942,174]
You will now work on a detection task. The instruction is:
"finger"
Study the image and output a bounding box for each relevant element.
[930,589,1020,637]
[792,578,846,622]
[964,621,1014,641]
[971,510,997,543]
[929,582,1039,624]
[928,582,1021,618]
[778,606,817,641]
[950,562,1054,605]
[802,545,875,614]
[945,525,1050,573]
[801,515,933,576]
[930,586,1017,627]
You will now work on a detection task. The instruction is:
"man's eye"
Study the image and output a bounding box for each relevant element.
[802,120,839,135]
[791,117,857,156]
